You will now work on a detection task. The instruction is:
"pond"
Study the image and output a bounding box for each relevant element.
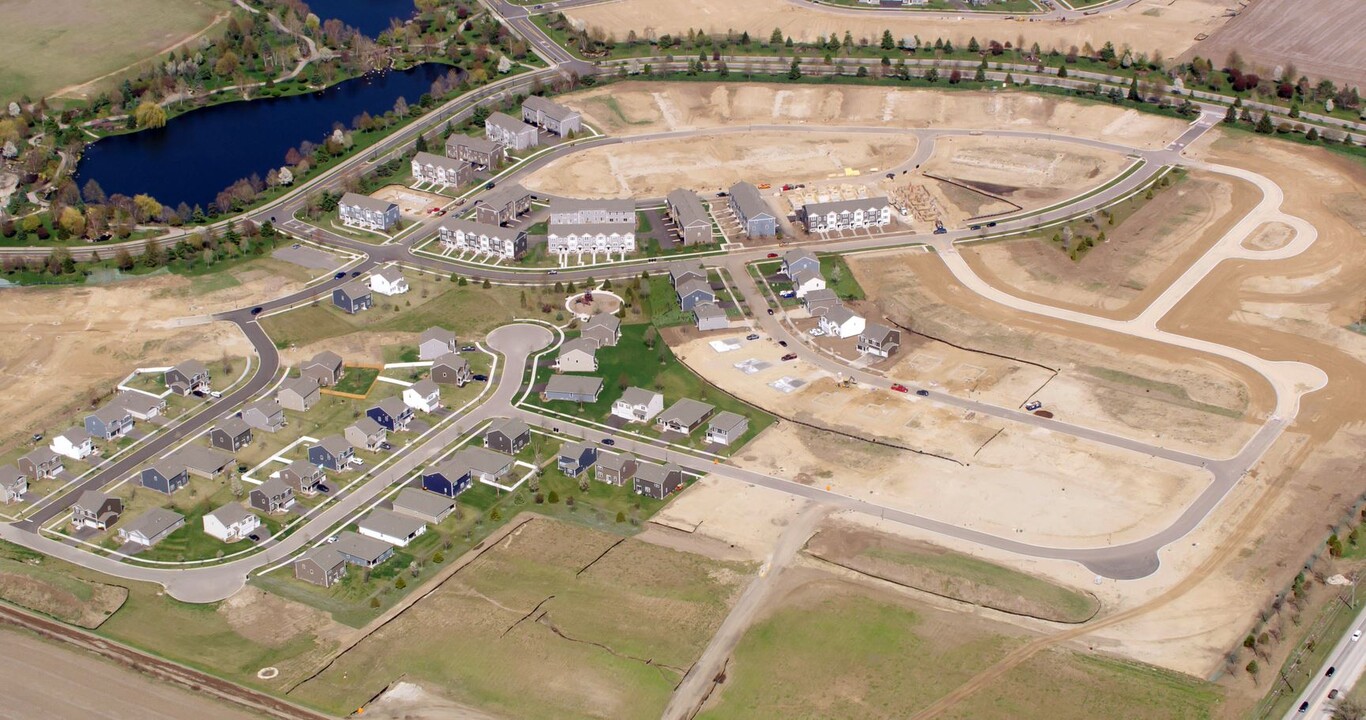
[75,63,454,211]
[312,0,420,39]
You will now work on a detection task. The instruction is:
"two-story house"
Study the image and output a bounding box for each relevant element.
[338,193,400,232]
[369,266,409,296]
[70,490,122,530]
[275,459,325,495]
[418,327,457,360]
[203,503,260,543]
[165,360,211,396]
[276,376,321,412]
[249,477,295,514]
[431,353,472,387]
[402,379,443,414]
[308,436,355,471]
[301,350,344,387]
[139,460,189,495]
[209,417,253,452]
[84,404,133,441]
[611,387,664,424]
[483,417,530,454]
[367,397,413,432]
[344,417,387,452]
[50,428,95,461]
[557,441,597,477]
[333,279,374,315]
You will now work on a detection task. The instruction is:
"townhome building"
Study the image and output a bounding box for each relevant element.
[339,193,400,232]
[438,217,527,260]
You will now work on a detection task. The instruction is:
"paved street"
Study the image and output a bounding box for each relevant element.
[1284,600,1366,718]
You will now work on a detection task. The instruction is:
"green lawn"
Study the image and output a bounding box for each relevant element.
[646,274,691,326]
[819,255,865,300]
[332,366,380,396]
[134,498,283,563]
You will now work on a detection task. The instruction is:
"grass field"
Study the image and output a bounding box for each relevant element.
[819,255,866,301]
[331,366,380,396]
[0,541,127,627]
[0,0,231,102]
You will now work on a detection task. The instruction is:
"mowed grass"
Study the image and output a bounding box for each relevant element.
[0,541,127,627]
[0,0,230,101]
[331,366,379,395]
[289,518,751,718]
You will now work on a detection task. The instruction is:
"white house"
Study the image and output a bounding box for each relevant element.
[202,503,261,543]
[546,224,636,261]
[358,508,428,547]
[611,387,664,423]
[411,151,472,187]
[369,267,409,296]
[50,428,95,461]
[402,379,443,413]
[555,337,598,373]
[790,269,827,299]
[818,304,866,339]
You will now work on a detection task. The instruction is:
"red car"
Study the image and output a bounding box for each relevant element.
[781,353,798,361]
[891,384,908,393]
[766,252,779,258]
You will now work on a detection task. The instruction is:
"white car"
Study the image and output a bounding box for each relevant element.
[1353,630,1362,642]
[809,328,825,337]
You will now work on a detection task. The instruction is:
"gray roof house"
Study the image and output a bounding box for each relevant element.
[358,507,428,547]
[431,353,472,386]
[858,322,902,358]
[595,452,638,487]
[308,435,355,471]
[70,490,122,530]
[611,387,664,423]
[345,417,387,451]
[202,503,260,543]
[391,487,455,524]
[411,150,473,187]
[165,360,210,396]
[543,374,603,404]
[275,459,325,495]
[333,278,374,314]
[483,417,530,454]
[332,530,394,567]
[781,249,821,278]
[18,448,63,480]
[367,396,414,432]
[114,390,166,420]
[419,327,458,360]
[139,459,189,495]
[580,313,621,347]
[669,267,707,288]
[705,411,750,446]
[450,446,514,484]
[802,288,840,317]
[117,508,185,547]
[84,403,134,441]
[241,398,285,432]
[369,266,409,297]
[485,111,539,151]
[0,465,27,504]
[556,337,599,373]
[474,183,532,226]
[656,399,716,434]
[301,350,344,387]
[446,134,505,167]
[210,417,253,452]
[249,477,296,514]
[294,545,347,587]
[632,461,685,500]
[522,95,582,136]
[790,268,827,298]
[557,441,597,477]
[676,278,716,312]
[693,302,728,332]
[338,192,400,232]
[799,196,892,232]
[169,445,234,478]
[665,188,713,246]
[277,376,321,412]
[728,182,776,238]
[548,198,635,225]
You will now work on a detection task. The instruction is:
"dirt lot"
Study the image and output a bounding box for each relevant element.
[560,82,1191,150]
[642,474,811,562]
[1179,0,1366,91]
[523,131,918,199]
[372,183,449,218]
[920,135,1131,213]
[566,0,1237,62]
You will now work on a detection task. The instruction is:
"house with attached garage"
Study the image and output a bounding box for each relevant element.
[418,327,458,360]
[18,448,63,480]
[675,278,717,312]
[858,322,902,358]
[116,508,185,548]
[165,360,211,396]
[693,302,729,332]
[790,269,826,299]
[633,461,685,500]
[139,460,189,495]
[595,452,638,487]
[580,313,621,347]
[705,411,750,446]
[450,446,513,485]
[70,490,122,530]
[411,151,473,187]
[431,353,472,386]
[437,217,527,260]
[358,508,428,547]
[84,404,133,441]
[557,441,597,477]
[332,531,394,568]
[542,374,603,404]
[203,503,260,543]
[521,95,582,137]
[276,376,321,412]
[446,134,505,168]
[308,435,355,471]
[294,546,347,588]
[801,288,840,317]
[333,279,374,315]
[0,466,27,504]
[274,459,325,496]
[249,476,295,514]
[241,399,285,432]
[555,337,599,372]
[474,184,532,226]
[781,249,821,279]
[170,446,234,479]
[392,487,455,524]
[483,417,530,454]
[369,266,409,296]
[368,397,414,432]
[421,459,472,498]
[819,304,866,339]
[656,398,715,435]
[728,182,777,238]
[799,196,892,232]
[339,192,400,232]
[665,188,713,246]
[301,351,344,387]
[50,428,95,461]
[114,391,166,420]
[345,417,387,452]
[611,387,664,424]
[209,417,253,452]
[485,111,539,151]
[403,379,443,413]
[669,267,707,288]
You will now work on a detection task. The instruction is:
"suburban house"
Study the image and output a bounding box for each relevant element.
[169,446,234,479]
[50,428,95,461]
[249,476,296,514]
[333,279,374,314]
[819,305,866,339]
[450,446,513,484]
[542,374,603,403]
[790,269,827,299]
[139,460,189,495]
[358,508,428,547]
[402,379,443,413]
[418,327,458,360]
[0,466,27,504]
[411,151,473,187]
[522,95,582,136]
[276,376,321,412]
[294,546,347,588]
[308,436,355,471]
[367,397,414,432]
[369,266,409,296]
[656,399,716,435]
[391,487,455,524]
[802,288,840,317]
[301,350,344,387]
[241,398,285,432]
[332,531,395,568]
[633,461,685,500]
[116,508,185,548]
[437,217,527,260]
[781,249,821,278]
[84,404,133,441]
[557,441,597,477]
[345,417,388,452]
[546,224,636,258]
[474,184,532,226]
[611,387,664,423]
[694,302,729,332]
[209,417,253,452]
[203,503,260,543]
[799,197,893,232]
[70,490,122,531]
[431,353,472,386]
[858,323,902,358]
[548,198,635,225]
[445,134,504,168]
[275,459,325,496]
[595,452,638,487]
[165,360,211,396]
[705,411,750,446]
[665,189,713,246]
[728,182,777,238]
[485,111,539,150]
[555,337,599,373]
[675,278,716,312]
[484,417,530,454]
[580,313,620,347]
[339,192,400,232]
[669,267,707,288]
[18,448,64,480]
[422,459,472,498]
[114,391,166,420]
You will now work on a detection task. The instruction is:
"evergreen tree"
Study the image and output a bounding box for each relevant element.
[1255,112,1275,134]
[769,27,784,45]
[881,29,895,51]
[1128,76,1141,102]
[1224,105,1238,124]
[967,37,980,53]
[788,58,802,80]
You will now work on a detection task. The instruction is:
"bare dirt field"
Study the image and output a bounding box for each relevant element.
[560,82,1191,150]
[920,135,1131,213]
[642,474,811,561]
[372,184,449,218]
[565,0,1237,62]
[523,131,918,199]
[1179,0,1366,91]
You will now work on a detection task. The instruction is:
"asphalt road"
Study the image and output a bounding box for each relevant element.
[1284,601,1366,718]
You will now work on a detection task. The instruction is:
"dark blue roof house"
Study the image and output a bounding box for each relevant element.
[308,436,354,471]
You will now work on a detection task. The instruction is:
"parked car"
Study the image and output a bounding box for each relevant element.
[808,328,824,337]
[780,291,796,299]
[30,433,42,443]
[600,438,616,446]
[351,457,365,467]
[746,334,760,341]
[778,340,788,347]
[1024,400,1042,411]
[318,484,331,495]
[380,442,393,451]
[547,269,558,275]
[472,374,488,382]
[291,243,301,249]
[767,308,775,315]
[915,389,930,397]
[766,252,779,258]
[891,384,908,393]
[461,345,477,352]
[781,353,798,361]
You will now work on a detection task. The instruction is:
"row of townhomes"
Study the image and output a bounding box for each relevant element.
[339,193,401,233]
[474,183,532,226]
[664,189,714,246]
[546,198,637,263]
[728,181,777,238]
[670,267,729,332]
[437,217,528,261]
[484,96,583,152]
[798,195,893,233]
[784,249,902,357]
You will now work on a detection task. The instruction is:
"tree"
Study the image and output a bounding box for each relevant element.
[1255,112,1275,134]
[82,179,106,205]
[547,490,560,503]
[967,36,980,53]
[395,576,406,589]
[214,51,240,77]
[1333,699,1366,720]
[1128,76,1141,102]
[1245,659,1258,679]
[787,58,801,80]
[616,510,626,523]
[769,27,784,45]
[134,101,167,129]
[1224,105,1238,124]
[1306,127,1320,141]
[881,29,895,51]
[370,597,381,608]
[1057,64,1067,79]
[58,206,85,238]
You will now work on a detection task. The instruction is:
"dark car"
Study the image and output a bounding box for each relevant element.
[915,389,929,397]
[1327,666,1337,678]
[969,225,981,231]
[1300,701,1310,713]
[933,227,947,235]
[335,271,347,279]
[767,308,775,315]
[317,483,331,495]
[746,334,760,341]
[250,307,263,315]
[472,374,488,382]
[987,221,997,227]
[350,271,360,277]
[600,437,616,445]
[716,191,729,197]
[380,442,393,451]
[778,340,787,347]
[781,352,798,361]
[485,181,496,190]
[461,345,477,352]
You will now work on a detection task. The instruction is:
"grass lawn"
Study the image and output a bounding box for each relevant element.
[1040,169,1188,261]
[0,540,127,627]
[331,366,380,396]
[294,207,393,245]
[646,274,691,327]
[636,211,653,233]
[819,255,865,301]
[133,495,283,563]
